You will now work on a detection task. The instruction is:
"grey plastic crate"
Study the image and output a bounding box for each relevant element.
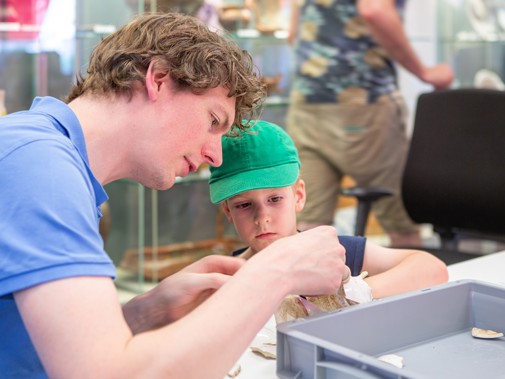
[277,280,505,379]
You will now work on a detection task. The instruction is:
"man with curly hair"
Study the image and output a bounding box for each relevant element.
[0,13,349,378]
[287,0,453,246]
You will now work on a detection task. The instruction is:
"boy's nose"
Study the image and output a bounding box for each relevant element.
[254,206,270,225]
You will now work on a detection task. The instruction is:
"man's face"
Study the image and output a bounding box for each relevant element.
[222,181,306,254]
[134,85,236,190]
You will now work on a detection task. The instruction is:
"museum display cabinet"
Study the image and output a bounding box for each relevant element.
[437,0,505,88]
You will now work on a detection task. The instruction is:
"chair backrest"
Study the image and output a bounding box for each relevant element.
[402,88,505,239]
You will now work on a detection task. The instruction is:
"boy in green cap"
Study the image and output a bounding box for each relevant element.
[209,120,448,301]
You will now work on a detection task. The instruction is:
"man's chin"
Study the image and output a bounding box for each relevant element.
[142,176,176,191]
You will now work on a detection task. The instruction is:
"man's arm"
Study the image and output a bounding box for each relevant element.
[16,226,346,379]
[358,0,453,89]
[122,255,246,333]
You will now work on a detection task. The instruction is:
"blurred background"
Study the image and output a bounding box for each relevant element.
[2,0,504,295]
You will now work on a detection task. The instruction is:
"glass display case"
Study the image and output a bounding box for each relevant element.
[106,174,240,294]
[0,0,76,113]
[232,30,294,127]
[222,0,294,127]
[437,0,505,88]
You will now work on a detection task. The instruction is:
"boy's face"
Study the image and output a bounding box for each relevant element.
[221,180,306,254]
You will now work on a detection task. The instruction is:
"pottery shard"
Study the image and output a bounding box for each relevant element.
[274,284,356,324]
[471,327,504,339]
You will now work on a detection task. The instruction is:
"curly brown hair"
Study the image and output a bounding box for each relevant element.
[65,12,266,129]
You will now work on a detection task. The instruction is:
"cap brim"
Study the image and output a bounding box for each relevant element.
[210,162,299,203]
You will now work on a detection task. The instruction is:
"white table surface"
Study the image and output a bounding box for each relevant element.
[231,250,505,379]
[447,250,505,286]
[226,317,277,379]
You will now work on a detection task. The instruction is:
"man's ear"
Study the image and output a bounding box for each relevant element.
[220,201,235,225]
[145,60,170,101]
[294,178,306,212]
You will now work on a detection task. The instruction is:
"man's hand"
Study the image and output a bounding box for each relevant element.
[122,255,245,334]
[247,225,347,297]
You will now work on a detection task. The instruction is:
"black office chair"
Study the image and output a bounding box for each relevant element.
[340,186,394,236]
[343,88,505,264]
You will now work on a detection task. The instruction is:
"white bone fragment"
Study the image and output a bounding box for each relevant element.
[378,354,404,368]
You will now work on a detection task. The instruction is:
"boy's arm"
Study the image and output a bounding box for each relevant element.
[361,241,449,299]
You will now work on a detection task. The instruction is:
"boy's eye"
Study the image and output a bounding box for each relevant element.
[234,202,251,209]
[269,196,282,203]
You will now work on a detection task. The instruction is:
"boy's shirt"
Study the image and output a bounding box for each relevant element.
[232,235,366,276]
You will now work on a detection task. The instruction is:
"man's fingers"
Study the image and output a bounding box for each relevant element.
[181,255,245,275]
[186,272,235,292]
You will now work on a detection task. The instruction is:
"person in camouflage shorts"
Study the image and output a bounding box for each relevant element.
[286,0,453,246]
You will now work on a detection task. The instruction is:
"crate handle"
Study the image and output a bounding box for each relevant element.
[276,368,303,379]
[317,361,381,379]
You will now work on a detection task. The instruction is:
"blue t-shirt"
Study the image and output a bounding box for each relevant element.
[232,235,366,276]
[0,96,116,378]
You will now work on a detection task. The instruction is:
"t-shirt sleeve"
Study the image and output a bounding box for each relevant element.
[339,235,366,276]
[0,138,115,295]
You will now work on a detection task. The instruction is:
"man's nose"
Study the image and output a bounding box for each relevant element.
[204,137,223,167]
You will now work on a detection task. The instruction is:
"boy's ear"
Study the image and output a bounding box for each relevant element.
[220,201,235,225]
[295,179,306,212]
[145,60,170,101]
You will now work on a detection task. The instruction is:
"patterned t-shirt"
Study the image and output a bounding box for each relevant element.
[291,0,406,104]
